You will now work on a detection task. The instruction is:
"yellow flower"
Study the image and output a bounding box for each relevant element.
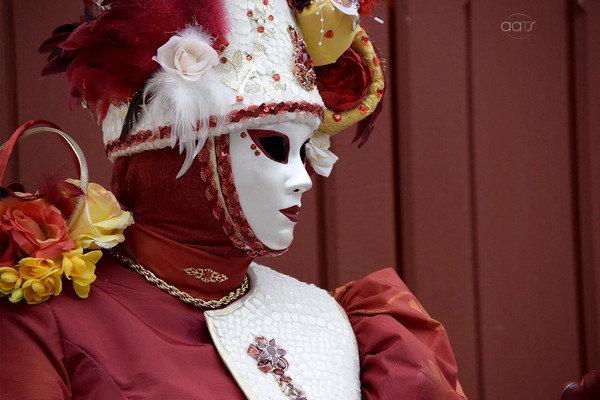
[67,181,133,250]
[18,257,61,280]
[0,267,21,295]
[21,269,62,304]
[60,246,101,298]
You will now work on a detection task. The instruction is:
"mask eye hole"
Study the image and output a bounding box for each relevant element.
[248,130,289,164]
[300,140,309,164]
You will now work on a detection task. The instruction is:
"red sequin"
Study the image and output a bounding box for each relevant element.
[333,113,342,122]
[361,36,369,45]
[105,102,324,157]
[324,30,334,38]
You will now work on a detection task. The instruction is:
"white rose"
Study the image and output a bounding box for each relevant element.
[306,132,339,177]
[153,35,219,81]
[68,181,134,250]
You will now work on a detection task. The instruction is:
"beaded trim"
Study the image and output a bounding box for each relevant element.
[108,250,249,309]
[105,101,323,157]
[198,138,251,254]
[248,336,308,400]
[214,135,285,257]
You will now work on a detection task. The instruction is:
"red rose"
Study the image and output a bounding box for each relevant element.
[314,47,372,112]
[0,228,17,267]
[1,199,74,259]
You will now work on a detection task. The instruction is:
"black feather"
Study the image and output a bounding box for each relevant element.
[119,87,148,140]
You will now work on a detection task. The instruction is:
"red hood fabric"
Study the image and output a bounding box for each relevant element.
[111,147,248,259]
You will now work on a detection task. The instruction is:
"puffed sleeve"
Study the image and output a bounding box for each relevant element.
[0,301,71,400]
[333,268,467,400]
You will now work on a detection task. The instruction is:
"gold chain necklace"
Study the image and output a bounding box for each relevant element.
[107,250,250,309]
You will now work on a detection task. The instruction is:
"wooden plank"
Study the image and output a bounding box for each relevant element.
[0,1,17,183]
[394,1,480,397]
[471,1,580,398]
[574,0,600,372]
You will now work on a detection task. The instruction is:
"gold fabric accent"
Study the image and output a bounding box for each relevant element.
[184,267,228,283]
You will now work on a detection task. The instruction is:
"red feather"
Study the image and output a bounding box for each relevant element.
[40,0,230,123]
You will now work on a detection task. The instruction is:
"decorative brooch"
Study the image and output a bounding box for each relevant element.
[247,336,308,400]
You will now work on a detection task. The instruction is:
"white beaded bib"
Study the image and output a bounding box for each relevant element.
[205,263,361,399]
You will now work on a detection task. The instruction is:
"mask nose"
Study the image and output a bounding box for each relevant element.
[287,161,313,194]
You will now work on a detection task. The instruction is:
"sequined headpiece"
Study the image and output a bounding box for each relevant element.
[41,0,386,176]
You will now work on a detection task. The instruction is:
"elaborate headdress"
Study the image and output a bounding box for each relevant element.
[40,0,386,176]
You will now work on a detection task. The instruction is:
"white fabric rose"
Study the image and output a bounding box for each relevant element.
[67,181,134,250]
[153,35,219,81]
[306,132,339,177]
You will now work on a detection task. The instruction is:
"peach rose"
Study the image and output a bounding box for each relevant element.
[1,199,74,259]
[68,181,133,250]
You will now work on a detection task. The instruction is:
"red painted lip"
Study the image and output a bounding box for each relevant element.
[279,205,301,222]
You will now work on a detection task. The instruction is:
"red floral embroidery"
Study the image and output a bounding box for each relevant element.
[214,136,285,258]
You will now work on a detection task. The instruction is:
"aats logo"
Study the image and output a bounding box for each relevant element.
[501,13,535,39]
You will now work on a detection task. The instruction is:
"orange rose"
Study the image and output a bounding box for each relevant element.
[1,199,74,259]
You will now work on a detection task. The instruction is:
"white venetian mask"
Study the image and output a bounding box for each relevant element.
[229,122,313,250]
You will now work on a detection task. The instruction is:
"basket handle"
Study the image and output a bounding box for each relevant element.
[0,120,89,194]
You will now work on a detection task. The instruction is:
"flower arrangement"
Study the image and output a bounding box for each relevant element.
[0,180,133,304]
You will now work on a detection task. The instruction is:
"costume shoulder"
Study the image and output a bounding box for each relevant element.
[333,268,468,400]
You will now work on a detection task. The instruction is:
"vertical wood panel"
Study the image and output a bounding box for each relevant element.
[574,0,600,372]
[393,1,480,397]
[471,1,580,398]
[322,5,397,289]
[0,1,17,183]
